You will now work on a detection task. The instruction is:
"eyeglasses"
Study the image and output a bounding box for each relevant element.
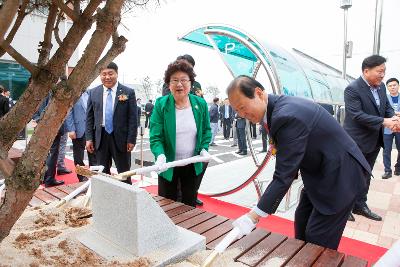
[170,79,190,85]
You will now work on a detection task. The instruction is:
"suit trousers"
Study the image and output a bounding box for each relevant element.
[355,148,380,209]
[250,123,257,138]
[383,133,400,173]
[97,128,131,183]
[145,114,151,128]
[294,189,354,250]
[57,132,68,169]
[223,118,231,139]
[72,135,97,181]
[237,127,247,152]
[158,164,197,207]
[43,130,62,184]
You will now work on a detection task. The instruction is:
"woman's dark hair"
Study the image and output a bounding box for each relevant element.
[386,78,399,85]
[163,60,196,85]
[226,75,265,99]
[362,55,386,71]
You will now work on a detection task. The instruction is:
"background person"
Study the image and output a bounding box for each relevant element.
[382,77,400,179]
[144,99,153,128]
[0,85,10,117]
[219,98,234,140]
[209,97,219,146]
[343,55,399,221]
[228,75,370,250]
[150,60,211,207]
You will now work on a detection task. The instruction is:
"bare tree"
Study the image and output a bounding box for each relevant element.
[141,75,153,100]
[154,78,163,96]
[205,85,220,98]
[0,0,154,242]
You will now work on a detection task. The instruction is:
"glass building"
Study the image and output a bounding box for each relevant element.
[178,24,354,106]
[0,60,30,100]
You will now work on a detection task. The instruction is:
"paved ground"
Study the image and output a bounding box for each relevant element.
[18,118,400,249]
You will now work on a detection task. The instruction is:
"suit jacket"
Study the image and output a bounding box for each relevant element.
[33,93,65,134]
[384,94,400,135]
[66,92,89,139]
[0,95,10,118]
[145,102,154,114]
[86,83,137,152]
[150,94,211,181]
[343,77,394,153]
[209,103,219,123]
[219,104,234,121]
[258,94,370,215]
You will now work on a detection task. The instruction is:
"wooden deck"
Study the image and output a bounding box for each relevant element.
[27,183,369,266]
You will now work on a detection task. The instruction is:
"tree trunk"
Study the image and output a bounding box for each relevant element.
[0,0,126,243]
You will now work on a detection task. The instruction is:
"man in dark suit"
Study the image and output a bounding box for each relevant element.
[144,99,153,128]
[343,55,400,221]
[0,85,10,118]
[66,90,97,182]
[235,114,247,155]
[86,62,137,183]
[219,98,234,140]
[228,75,370,250]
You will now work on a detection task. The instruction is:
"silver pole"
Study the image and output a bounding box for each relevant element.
[342,8,348,79]
[373,0,384,55]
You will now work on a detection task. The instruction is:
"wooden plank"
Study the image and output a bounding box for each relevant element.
[161,202,184,212]
[166,205,194,218]
[341,255,368,267]
[66,182,85,190]
[237,232,287,266]
[56,185,75,194]
[177,212,216,229]
[29,196,46,207]
[158,199,174,207]
[257,237,305,267]
[228,228,271,261]
[203,219,233,245]
[172,208,206,224]
[312,248,344,267]
[152,195,164,202]
[34,189,58,204]
[285,243,325,267]
[189,215,228,234]
[42,187,68,200]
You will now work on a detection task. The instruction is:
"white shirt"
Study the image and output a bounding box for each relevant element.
[175,106,197,160]
[102,83,118,126]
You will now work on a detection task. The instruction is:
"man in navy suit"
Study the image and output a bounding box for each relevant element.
[344,55,400,221]
[227,75,370,250]
[66,90,97,182]
[219,98,235,140]
[86,62,137,183]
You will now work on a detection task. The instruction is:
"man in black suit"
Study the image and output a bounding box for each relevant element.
[0,85,10,118]
[343,55,400,221]
[144,99,153,128]
[86,62,137,183]
[228,75,370,250]
[219,98,234,140]
[235,114,247,155]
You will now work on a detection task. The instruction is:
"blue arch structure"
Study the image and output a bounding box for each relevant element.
[178,24,354,105]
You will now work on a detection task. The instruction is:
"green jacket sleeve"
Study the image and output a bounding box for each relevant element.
[149,100,165,159]
[200,100,212,151]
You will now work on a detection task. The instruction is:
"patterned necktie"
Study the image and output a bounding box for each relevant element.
[105,88,113,134]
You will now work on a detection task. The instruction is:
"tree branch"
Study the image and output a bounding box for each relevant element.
[0,0,19,40]
[53,11,64,46]
[0,0,30,58]
[53,0,78,21]
[0,41,39,75]
[37,4,58,66]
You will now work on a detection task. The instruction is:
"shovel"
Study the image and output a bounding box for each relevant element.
[201,227,241,267]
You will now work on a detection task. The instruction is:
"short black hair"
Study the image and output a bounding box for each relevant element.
[226,75,265,99]
[213,97,219,103]
[176,54,195,67]
[0,85,4,94]
[105,62,118,73]
[362,55,386,71]
[386,78,399,85]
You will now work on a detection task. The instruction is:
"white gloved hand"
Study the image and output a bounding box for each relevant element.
[155,154,168,173]
[200,149,211,162]
[232,214,257,239]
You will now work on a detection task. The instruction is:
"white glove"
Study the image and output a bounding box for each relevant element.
[155,154,168,173]
[232,214,256,239]
[200,149,211,162]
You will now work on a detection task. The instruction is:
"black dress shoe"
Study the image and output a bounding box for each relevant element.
[235,150,242,154]
[57,168,72,175]
[348,213,355,221]
[238,151,247,156]
[382,172,392,179]
[353,206,382,221]
[45,179,64,187]
[195,198,203,206]
[394,170,400,176]
[78,176,89,182]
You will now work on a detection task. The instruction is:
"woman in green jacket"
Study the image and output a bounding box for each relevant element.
[150,60,211,207]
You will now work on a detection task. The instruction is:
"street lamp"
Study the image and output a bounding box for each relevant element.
[373,0,383,55]
[340,0,352,80]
